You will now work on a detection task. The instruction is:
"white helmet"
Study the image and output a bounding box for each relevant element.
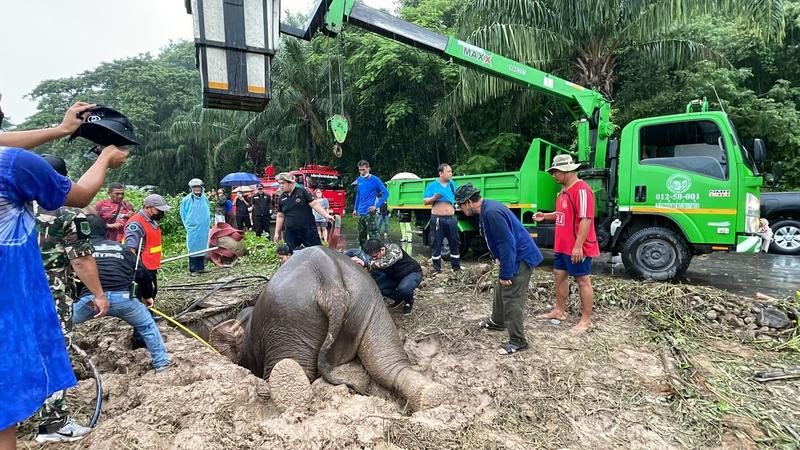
[188,178,204,187]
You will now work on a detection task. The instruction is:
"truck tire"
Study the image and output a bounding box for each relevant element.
[621,227,691,281]
[770,219,800,255]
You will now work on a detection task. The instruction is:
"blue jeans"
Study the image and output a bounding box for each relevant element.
[73,291,169,370]
[377,214,390,233]
[372,271,423,305]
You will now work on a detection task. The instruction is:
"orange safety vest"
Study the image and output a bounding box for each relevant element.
[126,213,163,270]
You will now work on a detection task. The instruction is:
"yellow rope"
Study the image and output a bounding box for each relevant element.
[149,306,220,354]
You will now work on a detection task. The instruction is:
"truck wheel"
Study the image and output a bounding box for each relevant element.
[770,219,800,255]
[621,227,691,281]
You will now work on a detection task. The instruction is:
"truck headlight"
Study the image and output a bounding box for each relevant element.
[745,193,760,233]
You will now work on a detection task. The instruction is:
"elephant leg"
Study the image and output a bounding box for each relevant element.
[357,307,447,410]
[315,287,367,395]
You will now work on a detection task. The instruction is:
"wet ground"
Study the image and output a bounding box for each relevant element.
[351,229,800,299]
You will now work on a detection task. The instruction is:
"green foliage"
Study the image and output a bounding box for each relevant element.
[10,0,800,191]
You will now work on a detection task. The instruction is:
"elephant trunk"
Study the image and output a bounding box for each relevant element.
[357,305,447,410]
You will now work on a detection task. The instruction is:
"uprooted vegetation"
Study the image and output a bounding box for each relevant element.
[20,260,800,449]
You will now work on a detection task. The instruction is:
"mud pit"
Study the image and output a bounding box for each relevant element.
[23,263,800,449]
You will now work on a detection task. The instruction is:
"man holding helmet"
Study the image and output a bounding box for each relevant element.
[180,178,211,275]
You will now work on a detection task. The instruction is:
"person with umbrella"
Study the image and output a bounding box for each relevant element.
[180,178,211,276]
[273,172,334,251]
[234,186,253,231]
[220,172,261,232]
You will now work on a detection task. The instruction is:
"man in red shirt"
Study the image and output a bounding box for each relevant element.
[534,154,600,333]
[94,183,134,242]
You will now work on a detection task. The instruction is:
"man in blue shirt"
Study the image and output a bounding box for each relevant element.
[423,163,461,273]
[455,183,543,356]
[0,101,129,446]
[352,160,388,250]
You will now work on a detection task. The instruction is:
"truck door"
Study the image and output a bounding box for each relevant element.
[628,118,737,245]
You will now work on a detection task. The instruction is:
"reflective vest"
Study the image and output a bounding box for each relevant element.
[126,213,162,270]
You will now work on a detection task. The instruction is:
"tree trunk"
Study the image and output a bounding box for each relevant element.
[452,114,471,151]
[304,120,314,163]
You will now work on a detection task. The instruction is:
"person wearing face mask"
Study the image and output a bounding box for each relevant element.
[454,183,543,356]
[180,179,211,276]
[124,194,171,298]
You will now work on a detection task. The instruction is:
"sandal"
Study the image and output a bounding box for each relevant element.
[497,342,528,355]
[478,319,505,331]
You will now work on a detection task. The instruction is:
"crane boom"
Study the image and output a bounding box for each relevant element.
[284,0,614,166]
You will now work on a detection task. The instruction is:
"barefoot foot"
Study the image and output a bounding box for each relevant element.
[569,320,592,334]
[536,310,567,321]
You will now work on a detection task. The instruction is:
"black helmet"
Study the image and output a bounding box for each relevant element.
[454,183,481,205]
[42,154,68,177]
[69,106,139,147]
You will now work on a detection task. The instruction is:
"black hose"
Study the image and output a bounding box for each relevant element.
[70,343,103,428]
[172,275,269,320]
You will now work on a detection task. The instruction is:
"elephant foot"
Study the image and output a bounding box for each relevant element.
[269,358,312,412]
[411,382,448,411]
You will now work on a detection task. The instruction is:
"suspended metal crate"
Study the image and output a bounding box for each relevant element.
[186,0,280,111]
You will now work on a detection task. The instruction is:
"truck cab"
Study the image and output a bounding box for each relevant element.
[611,106,765,279]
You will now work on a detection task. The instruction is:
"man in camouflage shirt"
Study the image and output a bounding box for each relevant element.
[35,204,109,441]
[355,238,423,315]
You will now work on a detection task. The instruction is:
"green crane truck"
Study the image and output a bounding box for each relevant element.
[188,0,769,281]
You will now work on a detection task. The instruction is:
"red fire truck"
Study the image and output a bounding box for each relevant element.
[260,164,346,215]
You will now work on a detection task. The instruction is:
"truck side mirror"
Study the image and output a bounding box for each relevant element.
[753,138,766,166]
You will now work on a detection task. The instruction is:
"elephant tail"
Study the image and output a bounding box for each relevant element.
[316,288,367,396]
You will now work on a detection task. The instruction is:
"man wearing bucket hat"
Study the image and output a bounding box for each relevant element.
[534,154,600,333]
[180,179,211,276]
[455,183,543,355]
[273,172,334,251]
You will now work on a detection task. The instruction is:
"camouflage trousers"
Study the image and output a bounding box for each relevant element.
[357,213,379,250]
[37,290,75,431]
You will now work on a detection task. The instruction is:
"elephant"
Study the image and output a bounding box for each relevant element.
[209,246,446,411]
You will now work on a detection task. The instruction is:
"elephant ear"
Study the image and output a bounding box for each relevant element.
[209,317,247,363]
[314,287,366,395]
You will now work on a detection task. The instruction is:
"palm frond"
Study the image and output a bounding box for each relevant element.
[628,38,731,68]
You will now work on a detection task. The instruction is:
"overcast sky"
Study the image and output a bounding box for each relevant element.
[0,0,397,123]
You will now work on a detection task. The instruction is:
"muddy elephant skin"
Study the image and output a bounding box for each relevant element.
[211,246,445,410]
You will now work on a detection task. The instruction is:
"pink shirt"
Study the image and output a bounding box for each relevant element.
[94,198,134,242]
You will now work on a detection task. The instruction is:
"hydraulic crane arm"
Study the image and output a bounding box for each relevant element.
[284,0,614,165]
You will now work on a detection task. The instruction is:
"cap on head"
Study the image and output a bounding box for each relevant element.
[276,172,295,184]
[188,178,204,188]
[454,183,481,205]
[546,154,581,173]
[69,105,139,147]
[143,194,172,212]
[41,154,68,177]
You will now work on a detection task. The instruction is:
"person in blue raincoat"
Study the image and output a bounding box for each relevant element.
[180,178,211,275]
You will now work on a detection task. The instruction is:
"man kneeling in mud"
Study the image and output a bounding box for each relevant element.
[72,214,170,372]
